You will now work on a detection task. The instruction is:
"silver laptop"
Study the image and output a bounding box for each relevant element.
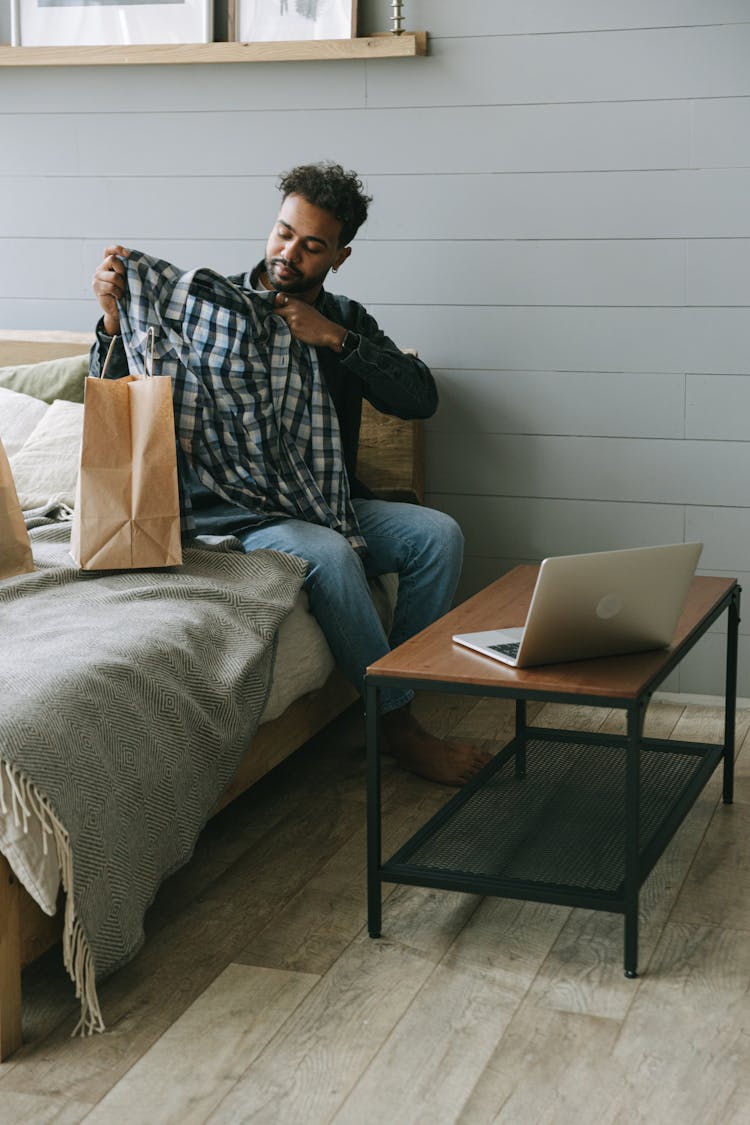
[452,542,703,668]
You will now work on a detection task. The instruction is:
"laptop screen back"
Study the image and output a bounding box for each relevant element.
[516,542,703,667]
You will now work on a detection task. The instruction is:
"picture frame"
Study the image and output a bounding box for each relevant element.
[14,0,212,47]
[236,0,356,43]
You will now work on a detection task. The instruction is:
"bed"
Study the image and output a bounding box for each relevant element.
[0,329,424,1059]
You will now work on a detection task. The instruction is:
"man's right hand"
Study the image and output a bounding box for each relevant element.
[92,245,130,336]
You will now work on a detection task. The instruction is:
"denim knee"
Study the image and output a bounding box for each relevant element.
[417,507,465,562]
[438,510,464,553]
[303,529,367,588]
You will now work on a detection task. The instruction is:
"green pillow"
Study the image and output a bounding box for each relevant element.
[0,353,89,404]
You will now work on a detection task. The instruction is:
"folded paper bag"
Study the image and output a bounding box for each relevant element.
[0,435,34,579]
[70,330,182,571]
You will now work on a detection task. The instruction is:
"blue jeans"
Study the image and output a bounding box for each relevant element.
[237,499,464,714]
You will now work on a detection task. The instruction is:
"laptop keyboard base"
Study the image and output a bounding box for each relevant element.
[488,641,520,658]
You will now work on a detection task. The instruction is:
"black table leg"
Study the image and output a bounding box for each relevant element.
[624,700,645,978]
[723,587,741,806]
[366,678,382,938]
[515,698,527,777]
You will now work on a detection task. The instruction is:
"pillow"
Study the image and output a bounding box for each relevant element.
[10,399,84,511]
[0,386,49,458]
[0,353,89,405]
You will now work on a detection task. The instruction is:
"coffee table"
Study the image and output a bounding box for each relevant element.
[365,567,740,977]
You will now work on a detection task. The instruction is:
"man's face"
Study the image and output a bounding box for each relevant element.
[264,193,351,297]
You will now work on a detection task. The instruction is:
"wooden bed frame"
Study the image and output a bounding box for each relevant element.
[0,329,424,1059]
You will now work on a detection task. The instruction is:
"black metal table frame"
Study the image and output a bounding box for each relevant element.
[366,583,741,978]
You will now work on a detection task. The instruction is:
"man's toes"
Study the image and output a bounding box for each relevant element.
[464,764,484,780]
[451,742,493,768]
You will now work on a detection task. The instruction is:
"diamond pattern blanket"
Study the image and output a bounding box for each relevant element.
[0,517,306,1033]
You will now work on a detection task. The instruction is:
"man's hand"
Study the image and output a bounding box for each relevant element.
[92,245,130,336]
[273,293,346,352]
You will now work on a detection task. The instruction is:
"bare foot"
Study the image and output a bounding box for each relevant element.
[380,707,493,786]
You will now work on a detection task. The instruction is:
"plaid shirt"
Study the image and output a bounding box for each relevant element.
[117,251,366,553]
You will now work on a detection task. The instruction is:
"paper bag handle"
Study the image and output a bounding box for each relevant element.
[145,327,155,379]
[98,335,118,379]
[97,327,156,380]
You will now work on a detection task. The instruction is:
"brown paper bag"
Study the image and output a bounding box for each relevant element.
[70,330,182,570]
[0,436,34,579]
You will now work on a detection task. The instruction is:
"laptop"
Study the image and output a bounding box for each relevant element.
[452,542,703,668]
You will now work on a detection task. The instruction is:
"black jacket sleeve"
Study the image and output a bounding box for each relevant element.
[324,296,438,421]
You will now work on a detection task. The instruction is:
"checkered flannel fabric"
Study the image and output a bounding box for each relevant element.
[117,251,365,553]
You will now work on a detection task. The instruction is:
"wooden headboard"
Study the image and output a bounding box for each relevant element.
[0,330,424,503]
[0,330,94,365]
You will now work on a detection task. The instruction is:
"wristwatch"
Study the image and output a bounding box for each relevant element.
[339,330,360,356]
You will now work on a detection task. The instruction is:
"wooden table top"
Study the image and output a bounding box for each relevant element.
[367,568,738,702]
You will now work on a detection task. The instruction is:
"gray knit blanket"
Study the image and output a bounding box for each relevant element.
[0,517,306,1033]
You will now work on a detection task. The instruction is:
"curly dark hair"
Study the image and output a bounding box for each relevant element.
[277,161,372,247]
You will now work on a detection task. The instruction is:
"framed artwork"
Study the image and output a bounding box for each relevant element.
[236,0,356,43]
[14,0,212,46]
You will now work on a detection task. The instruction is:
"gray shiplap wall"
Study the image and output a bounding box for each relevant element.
[1,0,749,694]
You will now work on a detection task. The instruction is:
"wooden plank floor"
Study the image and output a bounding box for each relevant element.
[1,695,749,1124]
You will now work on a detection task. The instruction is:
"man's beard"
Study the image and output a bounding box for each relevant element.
[265,256,329,295]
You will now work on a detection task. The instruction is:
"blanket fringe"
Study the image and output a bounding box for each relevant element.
[0,759,105,1037]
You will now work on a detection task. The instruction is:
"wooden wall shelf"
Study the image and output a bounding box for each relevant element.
[0,31,426,66]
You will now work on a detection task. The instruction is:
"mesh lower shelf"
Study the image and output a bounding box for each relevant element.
[391,738,710,896]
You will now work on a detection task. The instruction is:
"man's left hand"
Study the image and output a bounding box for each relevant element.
[273,293,346,352]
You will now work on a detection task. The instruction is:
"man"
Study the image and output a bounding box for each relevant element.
[90,161,489,786]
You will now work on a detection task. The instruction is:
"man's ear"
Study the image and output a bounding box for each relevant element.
[334,246,352,271]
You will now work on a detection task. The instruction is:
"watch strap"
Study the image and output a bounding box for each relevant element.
[340,330,360,356]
